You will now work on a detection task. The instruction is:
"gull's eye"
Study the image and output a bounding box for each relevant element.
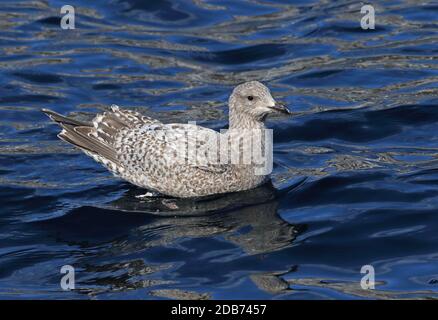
[247,96,254,101]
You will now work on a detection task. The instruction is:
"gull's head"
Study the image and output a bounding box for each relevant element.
[229,81,291,122]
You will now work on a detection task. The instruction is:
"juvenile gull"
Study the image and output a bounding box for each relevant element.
[42,81,291,198]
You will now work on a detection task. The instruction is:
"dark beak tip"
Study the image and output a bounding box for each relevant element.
[283,107,292,115]
[273,104,292,115]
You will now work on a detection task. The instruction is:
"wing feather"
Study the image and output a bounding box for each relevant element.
[43,105,162,171]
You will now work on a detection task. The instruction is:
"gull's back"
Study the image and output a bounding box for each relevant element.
[43,105,267,197]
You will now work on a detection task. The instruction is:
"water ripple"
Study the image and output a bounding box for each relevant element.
[0,0,437,299]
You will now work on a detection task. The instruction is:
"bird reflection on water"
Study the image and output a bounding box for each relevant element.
[36,180,306,297]
[0,0,436,300]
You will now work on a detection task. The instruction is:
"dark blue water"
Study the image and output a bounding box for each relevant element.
[0,0,437,299]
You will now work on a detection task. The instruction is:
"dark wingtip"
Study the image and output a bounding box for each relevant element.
[41,108,53,114]
[41,108,90,127]
[41,108,57,121]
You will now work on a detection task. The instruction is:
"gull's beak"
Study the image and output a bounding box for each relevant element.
[268,103,291,115]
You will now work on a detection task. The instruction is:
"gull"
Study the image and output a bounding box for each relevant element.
[42,81,291,198]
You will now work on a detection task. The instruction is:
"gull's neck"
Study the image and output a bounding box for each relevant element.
[229,110,266,130]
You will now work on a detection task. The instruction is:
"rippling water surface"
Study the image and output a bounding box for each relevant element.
[0,0,437,299]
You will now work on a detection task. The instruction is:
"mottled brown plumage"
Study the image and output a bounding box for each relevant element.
[43,81,290,198]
